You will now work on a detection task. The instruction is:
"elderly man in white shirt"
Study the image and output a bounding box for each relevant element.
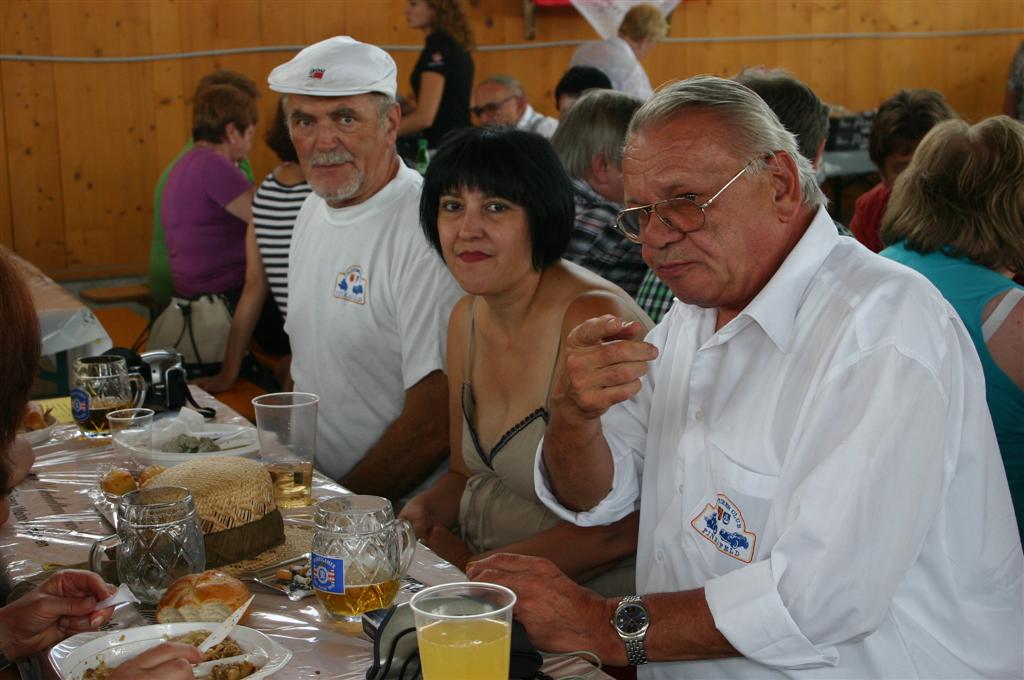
[468,76,1023,678]
[471,75,558,138]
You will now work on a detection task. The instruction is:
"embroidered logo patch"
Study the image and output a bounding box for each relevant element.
[691,493,757,563]
[430,51,444,65]
[334,265,367,304]
[309,68,325,80]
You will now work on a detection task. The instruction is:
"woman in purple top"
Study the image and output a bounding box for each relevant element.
[162,84,257,299]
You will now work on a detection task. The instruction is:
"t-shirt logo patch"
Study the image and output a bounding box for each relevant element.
[334,265,367,305]
[691,493,757,563]
[309,68,325,80]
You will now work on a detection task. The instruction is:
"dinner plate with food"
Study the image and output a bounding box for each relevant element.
[128,423,260,467]
[48,621,291,680]
[18,401,57,446]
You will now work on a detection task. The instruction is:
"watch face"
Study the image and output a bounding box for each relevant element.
[615,603,649,635]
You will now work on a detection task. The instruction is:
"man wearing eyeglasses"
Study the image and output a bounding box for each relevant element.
[471,75,559,138]
[468,76,1022,678]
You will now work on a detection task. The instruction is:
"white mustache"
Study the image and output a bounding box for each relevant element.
[311,151,354,166]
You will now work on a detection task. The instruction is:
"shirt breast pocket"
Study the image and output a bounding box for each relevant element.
[684,442,779,569]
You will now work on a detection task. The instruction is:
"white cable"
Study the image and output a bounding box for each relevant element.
[1,27,1019,63]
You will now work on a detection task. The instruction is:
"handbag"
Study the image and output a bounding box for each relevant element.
[146,295,232,376]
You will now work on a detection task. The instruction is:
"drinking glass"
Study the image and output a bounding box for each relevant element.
[107,407,154,458]
[410,582,517,680]
[311,495,415,623]
[252,392,319,508]
[72,355,146,437]
[88,486,206,604]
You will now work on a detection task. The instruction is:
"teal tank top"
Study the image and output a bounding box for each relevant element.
[882,242,1024,537]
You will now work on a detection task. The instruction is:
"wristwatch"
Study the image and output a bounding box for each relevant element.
[612,595,650,665]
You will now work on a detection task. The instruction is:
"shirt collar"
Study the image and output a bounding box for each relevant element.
[516,104,538,129]
[729,206,838,353]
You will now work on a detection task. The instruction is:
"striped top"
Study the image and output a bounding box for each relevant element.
[252,172,312,319]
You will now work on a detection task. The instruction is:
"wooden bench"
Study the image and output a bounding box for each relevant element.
[91,306,266,422]
[80,284,154,309]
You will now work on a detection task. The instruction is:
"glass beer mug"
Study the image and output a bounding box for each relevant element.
[311,495,416,622]
[72,355,146,437]
[89,486,206,605]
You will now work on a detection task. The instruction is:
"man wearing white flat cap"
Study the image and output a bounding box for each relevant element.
[268,36,462,499]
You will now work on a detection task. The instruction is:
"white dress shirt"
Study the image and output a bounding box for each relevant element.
[516,103,559,139]
[536,207,1024,678]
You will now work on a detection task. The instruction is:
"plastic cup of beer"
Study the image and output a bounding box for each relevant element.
[410,582,516,680]
[107,408,154,458]
[252,392,319,508]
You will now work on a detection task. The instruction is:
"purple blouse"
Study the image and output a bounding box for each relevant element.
[161,147,251,298]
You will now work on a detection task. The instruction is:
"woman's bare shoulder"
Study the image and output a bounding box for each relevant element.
[552,262,653,337]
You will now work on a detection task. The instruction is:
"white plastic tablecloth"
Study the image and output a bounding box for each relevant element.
[2,388,607,679]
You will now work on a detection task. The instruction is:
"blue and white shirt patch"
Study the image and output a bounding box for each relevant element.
[691,493,757,563]
[334,265,367,305]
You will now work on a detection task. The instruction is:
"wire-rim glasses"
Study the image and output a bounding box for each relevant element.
[614,161,756,244]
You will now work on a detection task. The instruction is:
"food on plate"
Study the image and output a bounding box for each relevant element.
[165,434,222,453]
[157,570,251,624]
[81,631,256,680]
[100,468,138,496]
[18,402,52,432]
[138,464,166,486]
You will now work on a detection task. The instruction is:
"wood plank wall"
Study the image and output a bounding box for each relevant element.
[1,0,1021,280]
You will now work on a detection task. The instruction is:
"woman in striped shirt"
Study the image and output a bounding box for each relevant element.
[198,99,311,393]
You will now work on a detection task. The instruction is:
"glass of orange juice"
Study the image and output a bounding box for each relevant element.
[410,582,516,680]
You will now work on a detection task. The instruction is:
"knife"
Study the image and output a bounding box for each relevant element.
[197,595,254,655]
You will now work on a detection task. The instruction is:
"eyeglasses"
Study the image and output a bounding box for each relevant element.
[470,95,516,118]
[614,161,755,244]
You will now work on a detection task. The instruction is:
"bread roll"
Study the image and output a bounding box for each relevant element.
[156,570,250,624]
[100,468,138,496]
[19,403,46,432]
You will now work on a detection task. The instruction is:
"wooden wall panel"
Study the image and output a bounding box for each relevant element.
[2,0,66,272]
[49,1,156,277]
[0,0,1020,280]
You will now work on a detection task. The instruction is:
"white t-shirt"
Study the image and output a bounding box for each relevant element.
[571,36,654,100]
[286,163,462,481]
[536,207,1023,678]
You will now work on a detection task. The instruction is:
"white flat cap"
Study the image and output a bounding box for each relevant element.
[268,36,397,98]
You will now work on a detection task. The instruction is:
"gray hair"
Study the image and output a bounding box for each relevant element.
[552,89,643,179]
[477,74,525,97]
[628,75,826,208]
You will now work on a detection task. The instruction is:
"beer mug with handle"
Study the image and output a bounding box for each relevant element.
[72,355,146,437]
[89,486,206,605]
[311,495,416,622]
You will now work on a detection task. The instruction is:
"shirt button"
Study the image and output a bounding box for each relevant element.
[694,409,704,422]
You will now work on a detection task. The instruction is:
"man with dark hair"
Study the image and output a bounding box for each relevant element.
[849,88,955,252]
[268,37,461,500]
[555,65,613,114]
[149,71,261,309]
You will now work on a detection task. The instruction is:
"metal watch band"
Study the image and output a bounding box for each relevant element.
[626,637,648,665]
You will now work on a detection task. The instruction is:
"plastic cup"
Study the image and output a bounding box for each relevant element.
[252,392,319,508]
[107,408,154,458]
[410,582,516,680]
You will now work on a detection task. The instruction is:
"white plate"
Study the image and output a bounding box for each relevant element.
[49,621,291,680]
[18,413,58,446]
[128,424,260,466]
